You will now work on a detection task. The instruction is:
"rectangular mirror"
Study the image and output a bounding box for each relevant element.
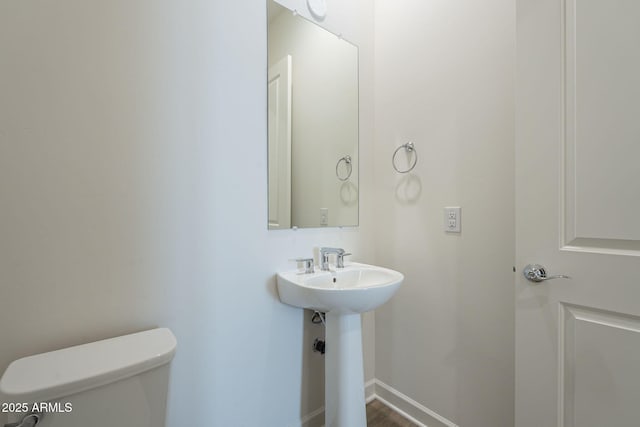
[267,0,359,229]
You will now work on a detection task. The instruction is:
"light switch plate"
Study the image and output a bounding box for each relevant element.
[444,207,461,233]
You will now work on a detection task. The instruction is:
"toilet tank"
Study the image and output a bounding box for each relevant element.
[0,328,176,427]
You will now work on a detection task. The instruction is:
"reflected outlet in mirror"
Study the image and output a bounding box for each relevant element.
[267,0,359,229]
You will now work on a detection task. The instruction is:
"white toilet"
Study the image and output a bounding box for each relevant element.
[0,328,176,427]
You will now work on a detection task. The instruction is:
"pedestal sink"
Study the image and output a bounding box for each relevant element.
[276,262,404,427]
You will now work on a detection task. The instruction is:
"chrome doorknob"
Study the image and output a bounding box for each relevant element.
[523,264,570,283]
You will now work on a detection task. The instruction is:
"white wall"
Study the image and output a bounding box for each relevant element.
[1,0,516,424]
[0,0,374,425]
[373,1,515,426]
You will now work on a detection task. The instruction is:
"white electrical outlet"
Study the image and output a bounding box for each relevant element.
[444,207,461,233]
[320,208,329,226]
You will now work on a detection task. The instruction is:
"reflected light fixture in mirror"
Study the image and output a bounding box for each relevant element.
[307,0,327,19]
[267,0,359,230]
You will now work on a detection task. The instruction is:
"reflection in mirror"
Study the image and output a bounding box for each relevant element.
[267,0,359,229]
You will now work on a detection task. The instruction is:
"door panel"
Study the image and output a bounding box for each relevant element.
[267,55,292,229]
[564,0,640,249]
[516,0,640,426]
[561,304,640,427]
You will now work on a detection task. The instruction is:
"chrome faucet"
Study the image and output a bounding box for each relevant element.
[319,247,351,270]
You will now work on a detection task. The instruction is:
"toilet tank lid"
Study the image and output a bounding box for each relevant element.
[0,328,176,403]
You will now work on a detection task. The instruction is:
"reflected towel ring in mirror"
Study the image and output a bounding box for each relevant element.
[392,141,418,173]
[336,155,353,181]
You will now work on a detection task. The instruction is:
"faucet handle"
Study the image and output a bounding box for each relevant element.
[293,258,315,274]
[336,253,352,268]
[320,247,345,254]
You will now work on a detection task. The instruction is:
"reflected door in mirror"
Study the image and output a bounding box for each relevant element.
[268,55,292,229]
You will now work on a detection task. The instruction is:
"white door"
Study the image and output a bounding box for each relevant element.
[516,1,640,426]
[268,55,292,229]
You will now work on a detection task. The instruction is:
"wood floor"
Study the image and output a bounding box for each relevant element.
[366,399,419,427]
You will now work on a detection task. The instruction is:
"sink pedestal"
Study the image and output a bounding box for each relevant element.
[276,262,404,427]
[325,312,366,427]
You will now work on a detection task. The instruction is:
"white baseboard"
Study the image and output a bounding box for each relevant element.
[299,405,325,427]
[298,378,458,427]
[365,378,376,403]
[371,379,458,427]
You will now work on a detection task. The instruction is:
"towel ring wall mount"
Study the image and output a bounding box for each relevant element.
[392,141,418,173]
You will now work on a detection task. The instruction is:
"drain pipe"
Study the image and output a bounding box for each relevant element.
[312,311,326,355]
[311,311,326,326]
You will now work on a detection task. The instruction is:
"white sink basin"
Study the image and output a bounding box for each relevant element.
[276,262,403,314]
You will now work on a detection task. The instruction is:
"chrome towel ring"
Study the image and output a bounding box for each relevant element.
[392,141,418,173]
[336,155,353,181]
